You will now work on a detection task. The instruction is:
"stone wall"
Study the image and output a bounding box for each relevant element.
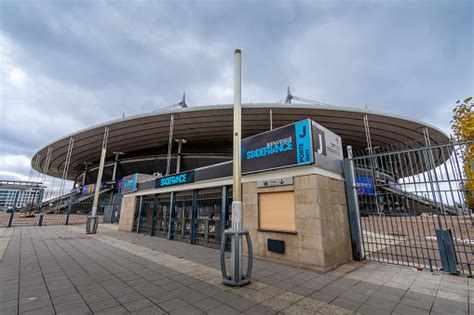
[243,174,351,272]
[118,195,137,232]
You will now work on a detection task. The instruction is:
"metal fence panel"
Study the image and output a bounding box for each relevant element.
[152,193,171,238]
[351,140,473,275]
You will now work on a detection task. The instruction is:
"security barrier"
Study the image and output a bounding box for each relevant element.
[346,140,473,275]
[133,186,232,249]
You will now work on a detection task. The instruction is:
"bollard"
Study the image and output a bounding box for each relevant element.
[7,191,20,228]
[220,229,253,287]
[86,216,99,234]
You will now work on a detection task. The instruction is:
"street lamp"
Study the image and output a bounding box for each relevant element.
[220,49,253,287]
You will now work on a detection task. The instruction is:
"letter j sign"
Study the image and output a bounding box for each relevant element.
[295,119,314,165]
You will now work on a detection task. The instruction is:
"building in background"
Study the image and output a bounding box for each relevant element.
[0,180,45,211]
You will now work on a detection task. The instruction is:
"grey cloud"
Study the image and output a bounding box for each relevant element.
[0,0,472,181]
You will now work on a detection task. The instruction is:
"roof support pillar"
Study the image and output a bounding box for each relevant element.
[86,126,109,234]
[56,137,74,213]
[363,114,382,215]
[112,152,125,181]
[269,108,273,130]
[165,114,174,176]
[175,139,187,174]
[36,147,52,212]
[363,114,373,154]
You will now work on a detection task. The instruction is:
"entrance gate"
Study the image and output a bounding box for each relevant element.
[172,191,193,242]
[133,186,232,249]
[346,140,473,275]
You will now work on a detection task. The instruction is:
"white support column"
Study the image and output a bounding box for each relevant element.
[166,114,174,176]
[87,126,109,234]
[56,137,74,212]
[363,114,373,154]
[269,108,273,130]
[111,152,125,181]
[36,147,52,212]
[175,139,187,174]
[363,114,382,215]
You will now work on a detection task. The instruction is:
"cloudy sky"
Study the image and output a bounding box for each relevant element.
[0,0,472,183]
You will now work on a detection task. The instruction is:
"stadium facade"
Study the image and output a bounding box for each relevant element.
[31,103,448,184]
[29,103,456,272]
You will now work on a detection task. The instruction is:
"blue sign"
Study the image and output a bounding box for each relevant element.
[123,173,138,193]
[242,119,314,173]
[295,119,314,165]
[156,170,195,188]
[356,176,375,195]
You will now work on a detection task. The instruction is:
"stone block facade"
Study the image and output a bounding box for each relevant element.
[243,174,351,272]
[118,195,137,232]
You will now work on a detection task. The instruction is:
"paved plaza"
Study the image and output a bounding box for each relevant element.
[0,225,472,315]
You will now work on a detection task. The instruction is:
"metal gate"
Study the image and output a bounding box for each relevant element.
[136,195,154,234]
[195,188,226,249]
[152,193,171,238]
[133,186,233,248]
[172,191,193,242]
[346,140,473,275]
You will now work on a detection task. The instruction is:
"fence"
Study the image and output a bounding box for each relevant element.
[0,189,116,228]
[346,140,473,275]
[133,186,233,250]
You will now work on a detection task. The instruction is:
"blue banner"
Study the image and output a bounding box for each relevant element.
[356,176,375,195]
[295,119,314,165]
[156,170,195,188]
[123,173,138,193]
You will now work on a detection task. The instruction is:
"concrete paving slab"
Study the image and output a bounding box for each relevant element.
[1,225,470,314]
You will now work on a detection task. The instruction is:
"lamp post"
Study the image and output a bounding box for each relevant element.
[220,49,253,287]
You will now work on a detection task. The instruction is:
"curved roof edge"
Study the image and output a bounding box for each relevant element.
[33,102,450,157]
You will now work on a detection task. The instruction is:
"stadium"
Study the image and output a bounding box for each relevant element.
[19,100,472,274]
[30,102,449,183]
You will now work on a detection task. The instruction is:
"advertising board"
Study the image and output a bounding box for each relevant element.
[242,119,314,174]
[356,176,375,195]
[155,170,195,188]
[122,173,138,193]
[311,121,343,173]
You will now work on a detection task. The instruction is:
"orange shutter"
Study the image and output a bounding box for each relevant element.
[259,191,296,232]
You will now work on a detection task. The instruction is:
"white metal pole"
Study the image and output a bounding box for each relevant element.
[111,152,124,181]
[232,49,242,230]
[231,48,243,283]
[175,139,186,174]
[269,108,273,130]
[91,127,109,218]
[166,114,174,176]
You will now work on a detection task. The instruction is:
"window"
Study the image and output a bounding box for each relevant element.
[258,191,296,232]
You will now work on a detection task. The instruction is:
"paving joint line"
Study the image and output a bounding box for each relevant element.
[63,228,168,314]
[27,227,58,314]
[37,226,96,314]
[66,225,354,314]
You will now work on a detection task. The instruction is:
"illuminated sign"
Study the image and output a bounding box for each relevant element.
[155,170,195,188]
[242,119,314,173]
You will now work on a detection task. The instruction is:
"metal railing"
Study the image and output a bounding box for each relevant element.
[134,186,233,249]
[348,140,473,275]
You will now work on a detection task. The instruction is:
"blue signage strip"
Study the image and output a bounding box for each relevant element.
[241,119,315,174]
[123,173,138,193]
[355,176,375,195]
[156,170,195,188]
[294,119,314,165]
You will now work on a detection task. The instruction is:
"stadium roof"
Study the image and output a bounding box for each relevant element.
[31,103,449,180]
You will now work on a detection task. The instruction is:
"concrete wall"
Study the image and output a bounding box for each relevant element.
[243,174,351,272]
[118,195,137,232]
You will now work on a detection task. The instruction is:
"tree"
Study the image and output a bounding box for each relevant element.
[451,97,473,209]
